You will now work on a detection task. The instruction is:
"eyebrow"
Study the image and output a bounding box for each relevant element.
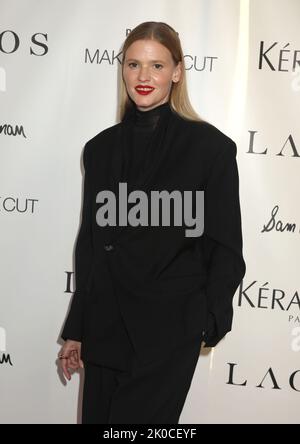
[125,58,165,63]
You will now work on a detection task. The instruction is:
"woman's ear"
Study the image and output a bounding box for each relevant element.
[172,61,182,83]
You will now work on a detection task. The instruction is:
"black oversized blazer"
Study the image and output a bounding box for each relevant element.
[61,103,246,366]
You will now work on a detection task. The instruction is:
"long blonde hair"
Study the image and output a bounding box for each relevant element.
[119,21,203,123]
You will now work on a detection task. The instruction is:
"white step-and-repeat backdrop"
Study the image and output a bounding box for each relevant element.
[1,0,299,424]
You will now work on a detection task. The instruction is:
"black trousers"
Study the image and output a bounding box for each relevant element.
[81,333,202,424]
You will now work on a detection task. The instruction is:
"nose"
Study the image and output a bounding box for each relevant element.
[138,66,151,82]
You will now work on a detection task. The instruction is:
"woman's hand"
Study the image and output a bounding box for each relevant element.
[58,339,84,381]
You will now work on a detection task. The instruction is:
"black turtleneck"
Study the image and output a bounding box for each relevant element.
[125,102,170,186]
[134,102,170,128]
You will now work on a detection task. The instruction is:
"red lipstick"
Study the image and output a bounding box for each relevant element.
[135,85,155,95]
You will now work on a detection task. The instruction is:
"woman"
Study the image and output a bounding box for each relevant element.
[58,21,246,424]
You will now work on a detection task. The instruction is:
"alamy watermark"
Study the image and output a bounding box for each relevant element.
[95,182,205,237]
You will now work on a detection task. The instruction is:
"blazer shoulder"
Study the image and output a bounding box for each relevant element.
[86,122,122,146]
[192,119,236,151]
[185,120,237,161]
[83,122,122,160]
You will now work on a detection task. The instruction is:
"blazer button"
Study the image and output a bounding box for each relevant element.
[104,244,114,251]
